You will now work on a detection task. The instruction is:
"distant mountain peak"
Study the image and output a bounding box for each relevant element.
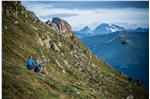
[80,26,91,32]
[78,26,92,34]
[94,23,110,35]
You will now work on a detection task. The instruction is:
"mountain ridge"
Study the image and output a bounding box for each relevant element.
[75,23,148,38]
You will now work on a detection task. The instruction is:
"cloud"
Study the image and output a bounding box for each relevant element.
[22,1,149,10]
[39,13,79,19]
[22,1,149,30]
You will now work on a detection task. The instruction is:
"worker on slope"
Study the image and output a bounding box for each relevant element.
[26,56,34,71]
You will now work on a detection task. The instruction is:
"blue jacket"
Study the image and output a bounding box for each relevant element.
[26,58,34,69]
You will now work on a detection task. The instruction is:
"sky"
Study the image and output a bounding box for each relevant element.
[22,1,149,31]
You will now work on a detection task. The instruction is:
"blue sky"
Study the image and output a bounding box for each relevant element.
[22,1,149,30]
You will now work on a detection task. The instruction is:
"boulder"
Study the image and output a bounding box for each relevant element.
[61,53,65,57]
[3,26,7,30]
[62,69,66,74]
[64,60,68,65]
[14,21,19,24]
[76,91,80,95]
[51,42,60,52]
[78,68,82,71]
[126,94,134,99]
[91,63,97,68]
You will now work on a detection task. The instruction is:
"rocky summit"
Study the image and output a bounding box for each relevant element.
[46,17,72,37]
[2,1,148,99]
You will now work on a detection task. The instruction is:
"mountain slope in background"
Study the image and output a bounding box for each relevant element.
[2,1,148,99]
[81,31,149,88]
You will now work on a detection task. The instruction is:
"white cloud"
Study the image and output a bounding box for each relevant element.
[22,2,149,30]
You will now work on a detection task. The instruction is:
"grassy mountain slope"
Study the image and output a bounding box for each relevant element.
[2,1,148,99]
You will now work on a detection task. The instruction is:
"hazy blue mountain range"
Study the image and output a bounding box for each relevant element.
[75,23,148,38]
[81,31,149,88]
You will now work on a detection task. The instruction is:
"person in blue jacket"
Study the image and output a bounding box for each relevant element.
[26,56,34,71]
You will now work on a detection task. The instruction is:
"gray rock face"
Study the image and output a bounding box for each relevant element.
[52,17,71,33]
[36,33,51,49]
[51,17,71,33]
[45,17,73,37]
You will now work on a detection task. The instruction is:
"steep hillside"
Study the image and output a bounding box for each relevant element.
[2,1,148,99]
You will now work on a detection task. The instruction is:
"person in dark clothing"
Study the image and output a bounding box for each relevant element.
[34,59,48,74]
[34,59,41,72]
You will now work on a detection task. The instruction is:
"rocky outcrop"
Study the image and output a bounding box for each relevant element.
[2,1,24,17]
[36,33,51,49]
[3,1,39,24]
[45,17,73,37]
[52,17,71,33]
[45,20,52,26]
